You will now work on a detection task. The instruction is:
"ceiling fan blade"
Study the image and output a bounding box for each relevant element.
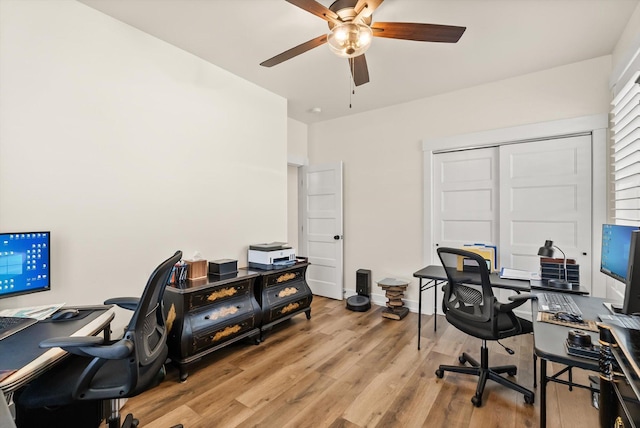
[286,0,341,23]
[260,34,328,67]
[372,22,466,43]
[349,55,370,86]
[354,0,384,19]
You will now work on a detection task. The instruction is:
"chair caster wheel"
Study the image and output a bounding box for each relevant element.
[524,393,535,405]
[508,369,517,376]
[459,355,466,364]
[471,395,482,407]
[435,369,444,378]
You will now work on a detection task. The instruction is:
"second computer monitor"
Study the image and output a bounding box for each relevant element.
[624,230,640,315]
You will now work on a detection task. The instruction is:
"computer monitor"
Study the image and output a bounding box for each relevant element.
[0,231,51,299]
[600,224,639,283]
[624,230,640,315]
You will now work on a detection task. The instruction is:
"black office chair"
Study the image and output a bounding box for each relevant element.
[17,250,183,428]
[434,247,535,407]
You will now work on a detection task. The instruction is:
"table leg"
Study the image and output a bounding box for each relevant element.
[533,353,537,388]
[433,282,438,332]
[418,278,422,350]
[540,358,547,428]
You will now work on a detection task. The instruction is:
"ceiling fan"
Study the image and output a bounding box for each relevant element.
[260,0,466,86]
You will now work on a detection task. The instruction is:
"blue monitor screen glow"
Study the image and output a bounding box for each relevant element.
[0,231,50,299]
[601,224,639,282]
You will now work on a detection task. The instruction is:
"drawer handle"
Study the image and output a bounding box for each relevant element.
[278,287,298,298]
[207,287,238,302]
[205,305,239,321]
[211,325,241,342]
[276,273,296,283]
[281,302,300,314]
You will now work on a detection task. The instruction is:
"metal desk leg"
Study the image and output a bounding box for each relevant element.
[533,353,537,387]
[433,282,437,332]
[540,358,547,428]
[418,278,422,350]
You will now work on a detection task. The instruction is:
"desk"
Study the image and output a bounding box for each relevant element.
[0,306,114,396]
[412,265,588,350]
[532,294,601,428]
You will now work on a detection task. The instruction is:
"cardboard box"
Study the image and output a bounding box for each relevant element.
[186,260,207,280]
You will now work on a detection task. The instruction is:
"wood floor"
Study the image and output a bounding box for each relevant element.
[118,297,599,428]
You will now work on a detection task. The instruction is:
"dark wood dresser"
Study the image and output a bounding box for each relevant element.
[246,262,313,338]
[598,323,640,427]
[163,270,262,381]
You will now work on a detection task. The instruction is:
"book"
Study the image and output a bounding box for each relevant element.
[382,307,409,320]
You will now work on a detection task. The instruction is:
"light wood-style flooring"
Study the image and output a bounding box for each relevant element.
[118,296,599,427]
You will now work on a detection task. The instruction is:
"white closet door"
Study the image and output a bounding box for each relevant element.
[433,147,499,253]
[499,135,592,292]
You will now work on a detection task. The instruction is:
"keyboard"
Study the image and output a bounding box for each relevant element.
[598,313,640,330]
[538,292,582,316]
[0,316,38,341]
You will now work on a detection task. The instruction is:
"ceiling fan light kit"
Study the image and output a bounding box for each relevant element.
[327,22,373,58]
[261,0,466,88]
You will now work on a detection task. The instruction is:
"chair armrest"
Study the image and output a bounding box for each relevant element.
[40,336,134,359]
[496,293,536,312]
[507,293,536,303]
[104,296,140,311]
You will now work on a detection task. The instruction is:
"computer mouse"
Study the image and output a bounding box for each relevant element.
[555,312,583,323]
[51,308,80,321]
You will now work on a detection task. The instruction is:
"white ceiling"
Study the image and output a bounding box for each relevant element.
[78,0,639,124]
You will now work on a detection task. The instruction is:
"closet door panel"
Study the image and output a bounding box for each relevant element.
[499,135,592,292]
[433,148,499,251]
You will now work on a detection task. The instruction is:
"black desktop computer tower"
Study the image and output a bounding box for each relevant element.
[347,269,371,312]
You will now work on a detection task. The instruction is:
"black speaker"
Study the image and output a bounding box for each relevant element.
[356,269,371,297]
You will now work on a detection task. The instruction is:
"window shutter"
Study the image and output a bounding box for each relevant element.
[612,71,640,222]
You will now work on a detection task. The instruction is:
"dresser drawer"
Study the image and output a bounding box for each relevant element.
[267,295,312,321]
[188,278,253,310]
[262,268,305,288]
[192,319,257,352]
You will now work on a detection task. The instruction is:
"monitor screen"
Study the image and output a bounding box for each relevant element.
[601,224,639,282]
[0,231,50,299]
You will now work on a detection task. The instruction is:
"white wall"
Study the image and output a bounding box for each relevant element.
[308,55,613,310]
[286,118,308,253]
[0,1,287,314]
[611,3,640,94]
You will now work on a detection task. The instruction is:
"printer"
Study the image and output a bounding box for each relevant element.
[248,242,296,270]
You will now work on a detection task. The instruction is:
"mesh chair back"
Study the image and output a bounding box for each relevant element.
[437,247,495,323]
[126,250,182,367]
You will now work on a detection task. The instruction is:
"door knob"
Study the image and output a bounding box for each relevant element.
[334,235,341,240]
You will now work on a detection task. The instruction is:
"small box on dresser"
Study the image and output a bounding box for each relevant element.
[209,259,238,276]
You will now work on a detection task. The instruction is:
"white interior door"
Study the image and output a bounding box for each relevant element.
[432,148,499,315]
[499,135,592,291]
[299,163,344,300]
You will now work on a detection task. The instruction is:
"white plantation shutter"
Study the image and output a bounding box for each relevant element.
[612,71,640,223]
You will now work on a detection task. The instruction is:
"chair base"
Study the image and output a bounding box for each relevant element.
[435,341,535,407]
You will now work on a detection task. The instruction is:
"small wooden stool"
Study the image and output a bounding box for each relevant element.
[377,277,409,320]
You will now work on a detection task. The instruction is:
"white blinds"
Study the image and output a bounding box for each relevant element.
[612,71,640,221]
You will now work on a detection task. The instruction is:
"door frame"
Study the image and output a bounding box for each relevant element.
[422,114,608,313]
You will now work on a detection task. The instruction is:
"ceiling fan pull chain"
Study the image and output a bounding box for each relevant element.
[349,58,354,108]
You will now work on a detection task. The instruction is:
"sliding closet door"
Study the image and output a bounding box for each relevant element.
[432,147,499,252]
[499,135,592,293]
